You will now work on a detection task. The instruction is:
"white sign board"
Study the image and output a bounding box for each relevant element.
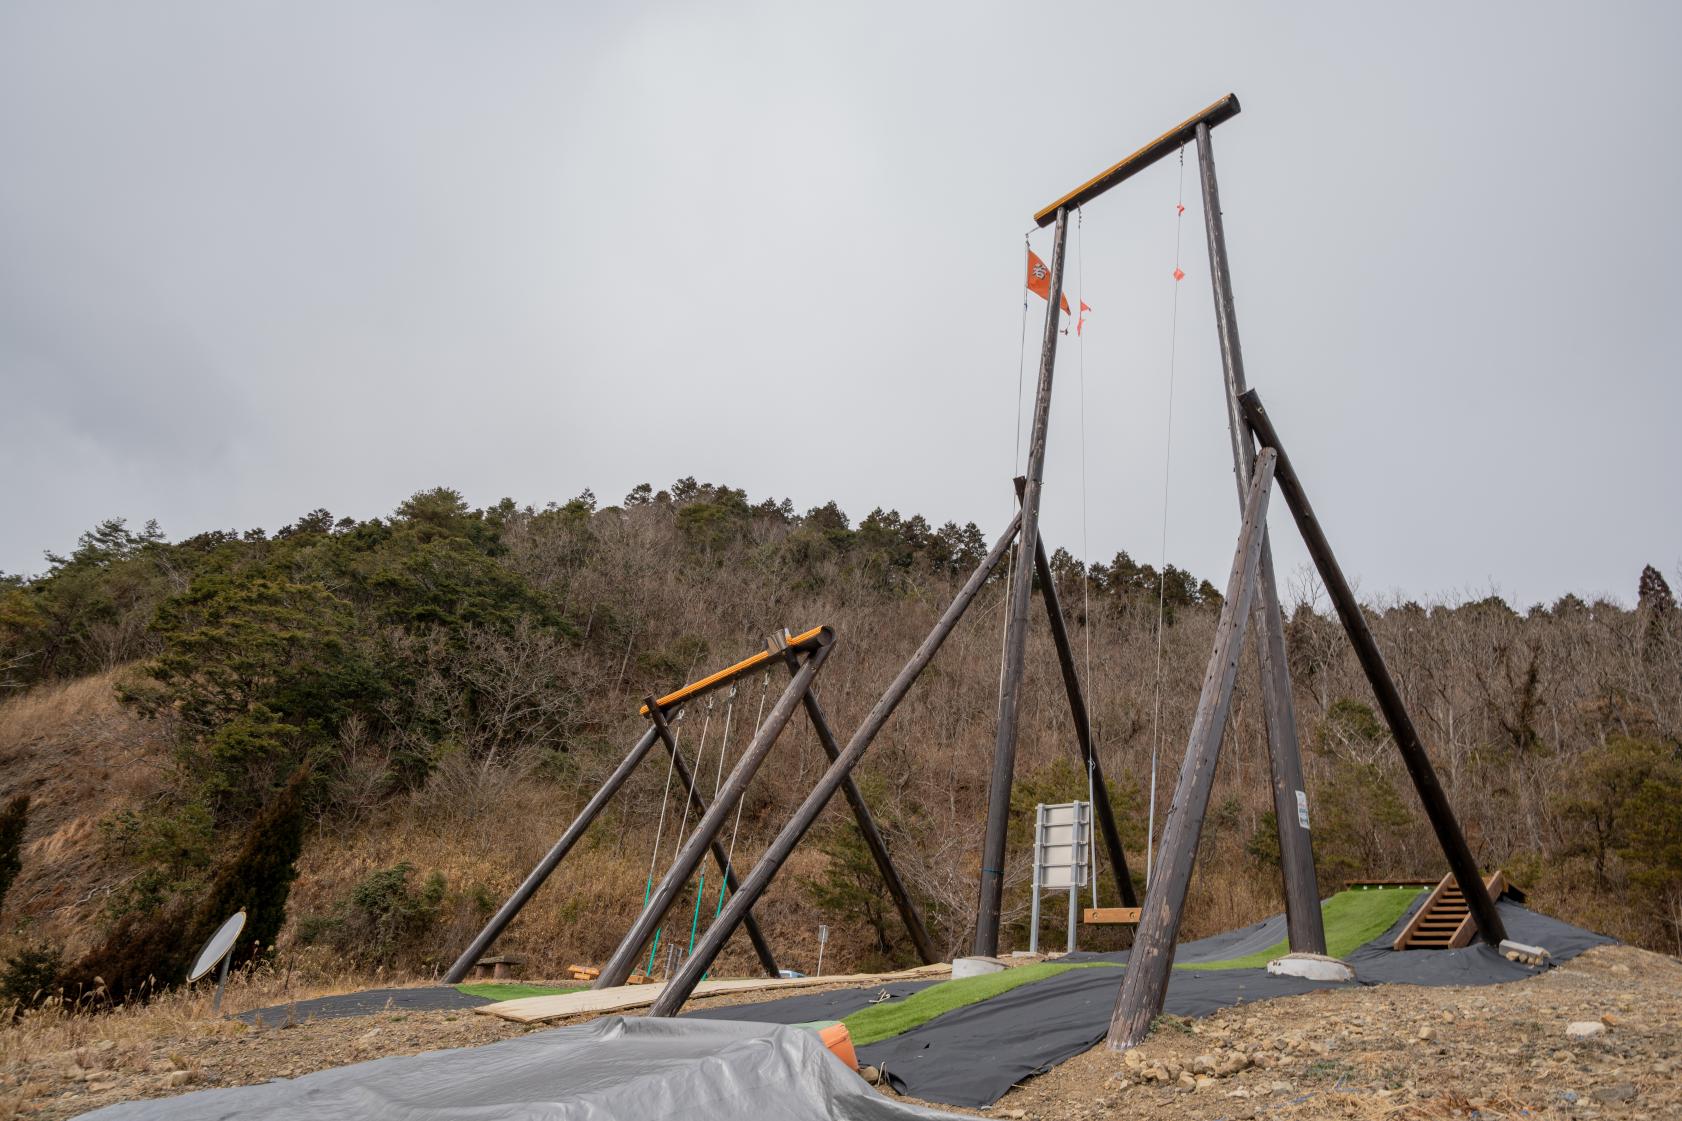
[1030,801,1092,955]
[1295,789,1310,831]
[1034,801,1091,890]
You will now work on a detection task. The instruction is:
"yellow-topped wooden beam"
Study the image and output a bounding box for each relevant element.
[1033,93,1241,227]
[638,626,831,716]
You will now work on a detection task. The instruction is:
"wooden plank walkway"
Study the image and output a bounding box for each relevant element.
[475,963,952,1024]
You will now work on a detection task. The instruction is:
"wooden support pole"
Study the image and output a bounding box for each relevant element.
[1195,121,1326,956]
[443,725,663,983]
[798,688,940,964]
[649,514,1021,1016]
[1016,476,1138,908]
[1237,389,1508,948]
[594,637,834,989]
[644,699,780,978]
[1106,449,1277,1050]
[977,207,1069,956]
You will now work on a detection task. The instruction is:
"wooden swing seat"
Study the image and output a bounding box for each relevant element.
[1082,906,1141,926]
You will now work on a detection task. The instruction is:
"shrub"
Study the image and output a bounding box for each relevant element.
[0,794,27,910]
[1,945,62,1013]
[301,862,446,971]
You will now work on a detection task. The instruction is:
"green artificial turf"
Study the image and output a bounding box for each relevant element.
[1176,886,1423,971]
[841,961,1123,1046]
[453,982,585,1001]
[838,888,1423,1047]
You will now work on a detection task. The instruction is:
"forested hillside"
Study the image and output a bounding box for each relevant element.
[1,481,1679,1003]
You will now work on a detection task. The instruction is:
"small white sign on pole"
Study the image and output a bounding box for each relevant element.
[1030,801,1092,955]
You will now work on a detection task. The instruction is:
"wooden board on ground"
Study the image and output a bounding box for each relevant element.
[476,964,952,1024]
[1083,907,1141,925]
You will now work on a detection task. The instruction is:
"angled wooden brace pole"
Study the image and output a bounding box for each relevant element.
[594,633,835,989]
[1195,120,1325,955]
[644,698,780,977]
[1107,448,1278,1050]
[1016,476,1138,907]
[650,514,1021,1016]
[796,687,939,964]
[1238,389,1508,947]
[443,724,663,983]
[977,206,1068,956]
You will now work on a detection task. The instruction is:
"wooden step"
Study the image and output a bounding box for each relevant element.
[1392,870,1511,951]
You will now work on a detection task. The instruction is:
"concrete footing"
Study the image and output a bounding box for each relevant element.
[952,956,1010,979]
[1266,952,1355,982]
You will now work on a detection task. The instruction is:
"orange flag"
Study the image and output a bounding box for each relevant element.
[1026,250,1071,315]
[1077,300,1092,336]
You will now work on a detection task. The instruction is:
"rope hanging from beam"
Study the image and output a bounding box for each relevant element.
[1146,145,1190,889]
[639,706,689,976]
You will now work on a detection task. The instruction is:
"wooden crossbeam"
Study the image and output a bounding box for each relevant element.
[1033,93,1240,226]
[637,625,829,715]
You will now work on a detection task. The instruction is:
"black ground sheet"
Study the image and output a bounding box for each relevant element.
[703,898,1614,1108]
[239,986,491,1026]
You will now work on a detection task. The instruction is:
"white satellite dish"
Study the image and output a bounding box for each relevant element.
[190,909,247,982]
[190,909,247,1013]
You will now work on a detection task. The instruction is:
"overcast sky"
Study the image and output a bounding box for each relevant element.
[2,2,1677,608]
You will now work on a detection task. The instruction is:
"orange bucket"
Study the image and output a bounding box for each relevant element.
[817,1022,858,1071]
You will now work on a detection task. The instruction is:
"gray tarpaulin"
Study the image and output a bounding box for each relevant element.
[80,1016,968,1121]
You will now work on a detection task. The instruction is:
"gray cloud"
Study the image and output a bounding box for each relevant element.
[2,1,1678,607]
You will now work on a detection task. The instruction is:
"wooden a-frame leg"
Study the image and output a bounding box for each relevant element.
[1106,449,1278,1050]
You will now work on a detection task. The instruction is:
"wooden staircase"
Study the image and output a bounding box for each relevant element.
[1392,870,1511,950]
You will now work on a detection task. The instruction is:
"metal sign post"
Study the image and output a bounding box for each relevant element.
[1029,801,1091,955]
[816,924,829,977]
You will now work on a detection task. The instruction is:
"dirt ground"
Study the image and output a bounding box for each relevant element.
[2,944,1678,1120]
[909,944,1682,1121]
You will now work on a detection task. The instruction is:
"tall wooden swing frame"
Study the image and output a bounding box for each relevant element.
[449,94,1507,1023]
[979,93,1510,1049]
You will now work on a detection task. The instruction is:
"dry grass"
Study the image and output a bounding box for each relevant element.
[0,671,172,958]
[0,959,386,1120]
[289,771,844,982]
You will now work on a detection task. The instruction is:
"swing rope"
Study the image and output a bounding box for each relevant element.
[646,695,715,975]
[715,670,769,918]
[998,233,1035,711]
[680,683,738,957]
[705,682,741,916]
[1146,146,1190,888]
[1014,233,1033,475]
[640,707,688,974]
[1075,207,1100,909]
